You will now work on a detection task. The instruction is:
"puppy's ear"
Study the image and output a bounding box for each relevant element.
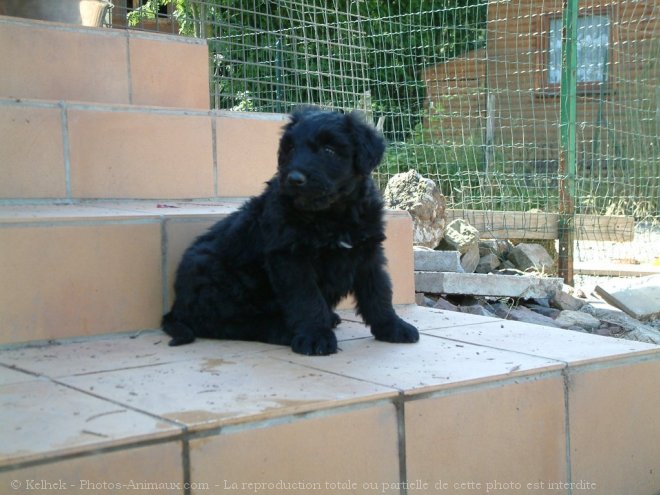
[347,112,386,175]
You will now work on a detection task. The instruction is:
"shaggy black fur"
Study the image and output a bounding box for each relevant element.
[162,107,419,355]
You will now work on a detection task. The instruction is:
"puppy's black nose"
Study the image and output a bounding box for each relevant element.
[286,171,307,187]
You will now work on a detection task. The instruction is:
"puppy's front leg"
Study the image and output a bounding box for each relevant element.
[266,254,338,355]
[354,250,419,344]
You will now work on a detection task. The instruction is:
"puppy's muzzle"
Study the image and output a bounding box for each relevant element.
[286,171,307,188]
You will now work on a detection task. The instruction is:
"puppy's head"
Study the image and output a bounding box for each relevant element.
[277,107,385,211]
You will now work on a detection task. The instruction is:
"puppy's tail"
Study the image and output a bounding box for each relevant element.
[162,312,196,347]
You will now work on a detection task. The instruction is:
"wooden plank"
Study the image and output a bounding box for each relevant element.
[445,209,634,241]
[575,262,660,277]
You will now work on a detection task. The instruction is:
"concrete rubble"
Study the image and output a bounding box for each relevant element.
[412,215,660,344]
[383,169,446,249]
[382,172,659,345]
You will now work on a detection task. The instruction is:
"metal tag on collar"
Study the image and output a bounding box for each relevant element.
[338,240,353,249]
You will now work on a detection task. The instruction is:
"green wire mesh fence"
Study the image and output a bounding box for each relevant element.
[114,0,659,274]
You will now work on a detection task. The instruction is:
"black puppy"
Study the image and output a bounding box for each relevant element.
[163,107,419,355]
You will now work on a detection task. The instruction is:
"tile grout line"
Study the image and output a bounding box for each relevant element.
[420,329,660,372]
[60,102,72,199]
[0,96,289,120]
[403,368,566,403]
[567,350,660,375]
[161,218,170,317]
[182,437,192,495]
[125,34,134,105]
[211,117,218,196]
[562,368,574,495]
[0,435,186,474]
[420,331,571,366]
[395,394,408,495]
[188,397,396,441]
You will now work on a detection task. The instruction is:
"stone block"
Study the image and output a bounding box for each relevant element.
[415,272,563,298]
[413,247,463,273]
[509,243,555,274]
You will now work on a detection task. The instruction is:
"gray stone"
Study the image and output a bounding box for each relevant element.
[475,252,501,274]
[492,304,561,327]
[459,304,496,318]
[508,243,555,274]
[551,290,586,311]
[532,297,551,307]
[433,296,459,312]
[460,243,481,273]
[478,239,512,258]
[413,247,463,273]
[415,293,437,307]
[383,170,446,248]
[582,304,660,344]
[595,274,660,321]
[526,304,561,319]
[554,310,601,331]
[415,272,563,298]
[441,218,480,255]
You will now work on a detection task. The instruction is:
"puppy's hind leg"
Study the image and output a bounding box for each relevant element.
[162,312,196,346]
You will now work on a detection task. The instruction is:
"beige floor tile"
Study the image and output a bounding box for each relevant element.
[568,358,660,494]
[0,441,183,495]
[269,332,562,395]
[97,199,243,218]
[68,109,214,199]
[0,331,276,378]
[216,114,287,197]
[129,34,209,109]
[341,303,501,327]
[421,317,660,365]
[0,203,158,223]
[0,366,37,386]
[0,380,179,467]
[190,403,400,494]
[0,105,66,198]
[0,222,162,344]
[60,354,396,432]
[405,375,567,494]
[0,20,130,104]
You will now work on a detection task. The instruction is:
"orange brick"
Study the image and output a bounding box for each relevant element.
[68,108,214,199]
[190,404,400,493]
[216,114,286,197]
[0,104,66,198]
[129,33,210,109]
[0,20,129,104]
[0,222,162,343]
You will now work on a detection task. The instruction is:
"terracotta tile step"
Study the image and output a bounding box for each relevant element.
[0,306,658,493]
[0,14,210,109]
[0,201,414,345]
[0,98,288,200]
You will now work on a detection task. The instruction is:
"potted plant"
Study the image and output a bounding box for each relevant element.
[1,0,113,27]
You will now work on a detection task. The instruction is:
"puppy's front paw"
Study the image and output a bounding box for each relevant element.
[371,317,419,344]
[331,312,342,328]
[291,329,338,356]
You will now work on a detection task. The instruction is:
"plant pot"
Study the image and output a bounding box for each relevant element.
[1,0,113,27]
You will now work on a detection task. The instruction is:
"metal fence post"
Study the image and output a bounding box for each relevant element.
[558,0,578,285]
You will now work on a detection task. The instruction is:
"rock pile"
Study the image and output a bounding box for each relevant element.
[384,171,660,344]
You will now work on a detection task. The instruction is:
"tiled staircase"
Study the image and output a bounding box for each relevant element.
[1,15,659,495]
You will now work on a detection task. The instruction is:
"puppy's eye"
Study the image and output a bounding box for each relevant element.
[280,142,294,154]
[323,145,337,155]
